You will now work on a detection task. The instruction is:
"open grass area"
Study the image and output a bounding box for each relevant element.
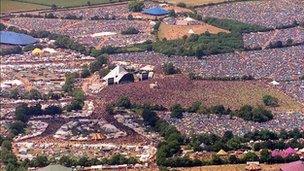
[158,22,229,40]
[162,0,229,6]
[1,0,49,13]
[12,0,125,7]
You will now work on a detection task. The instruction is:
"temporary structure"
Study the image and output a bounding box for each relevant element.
[32,48,43,56]
[103,65,134,85]
[217,149,228,156]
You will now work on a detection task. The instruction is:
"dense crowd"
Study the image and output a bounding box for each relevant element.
[109,45,304,81]
[8,18,153,48]
[164,112,304,136]
[243,27,304,49]
[277,80,304,103]
[196,0,304,28]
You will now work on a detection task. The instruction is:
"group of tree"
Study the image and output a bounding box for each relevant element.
[152,17,271,57]
[169,102,273,123]
[58,154,138,167]
[0,137,28,171]
[262,95,279,107]
[121,27,140,35]
[3,88,61,101]
[128,0,144,12]
[163,62,180,75]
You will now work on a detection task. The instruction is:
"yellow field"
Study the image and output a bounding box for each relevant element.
[1,0,49,13]
[158,22,229,40]
[163,0,228,6]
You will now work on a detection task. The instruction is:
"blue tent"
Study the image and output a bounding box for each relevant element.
[0,31,37,45]
[143,7,169,16]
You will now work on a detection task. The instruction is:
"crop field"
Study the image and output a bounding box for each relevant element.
[162,0,229,6]
[1,0,49,13]
[10,0,124,7]
[158,23,229,40]
[98,76,303,112]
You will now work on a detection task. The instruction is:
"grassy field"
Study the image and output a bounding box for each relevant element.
[163,0,229,6]
[11,0,124,7]
[1,0,49,13]
[158,22,229,40]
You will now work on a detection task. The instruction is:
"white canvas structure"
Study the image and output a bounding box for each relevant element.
[270,80,280,85]
[188,29,195,34]
[103,65,131,84]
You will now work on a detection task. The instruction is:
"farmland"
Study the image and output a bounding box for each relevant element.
[158,22,229,40]
[1,0,49,13]
[7,0,125,7]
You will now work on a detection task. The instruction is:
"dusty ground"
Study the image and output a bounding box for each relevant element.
[158,23,229,40]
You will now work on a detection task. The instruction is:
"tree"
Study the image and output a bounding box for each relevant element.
[163,62,179,75]
[142,108,158,127]
[170,104,184,118]
[45,105,62,115]
[73,89,86,102]
[243,152,259,162]
[128,0,144,12]
[177,2,186,7]
[78,156,91,166]
[121,27,140,35]
[1,140,12,151]
[81,65,91,78]
[51,4,57,11]
[227,137,242,150]
[9,121,26,136]
[260,149,271,163]
[262,95,279,107]
[30,155,49,167]
[116,96,132,108]
[15,103,30,122]
[228,155,239,164]
[25,89,42,100]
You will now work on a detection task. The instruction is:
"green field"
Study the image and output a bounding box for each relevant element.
[1,0,49,13]
[10,0,125,7]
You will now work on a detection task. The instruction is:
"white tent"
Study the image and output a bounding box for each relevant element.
[188,29,195,34]
[103,65,129,84]
[184,17,196,22]
[270,80,280,85]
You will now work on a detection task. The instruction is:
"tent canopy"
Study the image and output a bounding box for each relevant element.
[143,7,169,16]
[0,31,37,45]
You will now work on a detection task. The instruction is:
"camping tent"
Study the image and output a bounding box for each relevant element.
[217,149,228,156]
[32,48,43,56]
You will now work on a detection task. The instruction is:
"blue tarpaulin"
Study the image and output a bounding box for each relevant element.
[0,31,37,45]
[143,7,169,16]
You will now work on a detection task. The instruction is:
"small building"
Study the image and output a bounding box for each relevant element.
[103,65,134,85]
[143,7,169,16]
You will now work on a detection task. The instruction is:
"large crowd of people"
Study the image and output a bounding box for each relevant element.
[164,112,304,136]
[196,0,304,28]
[243,26,304,49]
[8,18,153,48]
[109,45,304,81]
[277,80,304,103]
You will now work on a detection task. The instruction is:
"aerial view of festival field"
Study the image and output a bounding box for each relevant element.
[0,0,304,171]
